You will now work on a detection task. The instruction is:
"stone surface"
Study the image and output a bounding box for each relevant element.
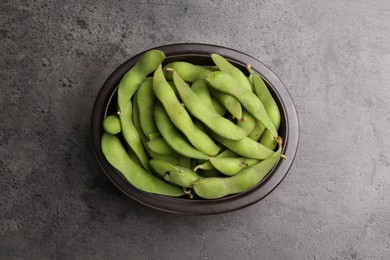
[1,0,390,259]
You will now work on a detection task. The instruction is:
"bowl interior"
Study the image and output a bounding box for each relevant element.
[92,43,298,214]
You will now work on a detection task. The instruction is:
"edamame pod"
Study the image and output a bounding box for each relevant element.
[119,100,150,171]
[132,97,179,166]
[168,167,201,188]
[205,71,278,137]
[209,157,259,176]
[163,62,212,82]
[153,64,220,156]
[250,70,281,129]
[191,80,226,116]
[167,81,179,98]
[154,102,209,160]
[211,98,226,116]
[150,159,200,188]
[211,53,252,91]
[212,134,274,160]
[172,70,246,140]
[177,156,192,169]
[248,120,266,141]
[194,149,237,171]
[101,132,184,197]
[209,88,242,119]
[127,147,143,168]
[118,50,165,113]
[145,146,179,166]
[147,137,175,155]
[103,115,121,134]
[132,96,148,140]
[137,78,158,139]
[250,69,282,150]
[149,132,161,140]
[191,79,214,110]
[149,159,178,177]
[237,110,256,136]
[190,79,227,116]
[193,147,281,199]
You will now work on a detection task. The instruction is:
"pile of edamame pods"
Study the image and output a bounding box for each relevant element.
[101,49,286,199]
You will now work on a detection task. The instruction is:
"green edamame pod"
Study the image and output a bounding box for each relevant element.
[193,161,214,171]
[153,64,220,156]
[260,130,277,150]
[209,88,242,119]
[212,134,274,160]
[194,149,237,171]
[147,137,175,155]
[191,79,214,109]
[127,147,143,168]
[247,75,253,87]
[248,120,266,141]
[193,147,282,199]
[154,102,208,160]
[101,132,184,197]
[117,50,165,113]
[132,97,147,140]
[149,132,161,140]
[250,70,281,129]
[103,115,121,134]
[137,78,158,139]
[205,71,278,137]
[237,110,256,136]
[145,146,179,166]
[167,81,179,98]
[191,80,226,116]
[149,159,178,177]
[172,70,246,140]
[168,167,201,188]
[177,156,192,169]
[119,100,150,171]
[209,157,259,176]
[250,69,282,150]
[163,62,212,82]
[132,97,179,166]
[149,159,200,188]
[211,98,226,116]
[211,53,252,91]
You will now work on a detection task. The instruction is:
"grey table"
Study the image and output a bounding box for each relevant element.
[1,0,389,259]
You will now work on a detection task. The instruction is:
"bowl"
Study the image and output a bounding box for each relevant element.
[91,43,299,215]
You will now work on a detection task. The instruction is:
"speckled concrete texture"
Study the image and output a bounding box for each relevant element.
[1,0,390,259]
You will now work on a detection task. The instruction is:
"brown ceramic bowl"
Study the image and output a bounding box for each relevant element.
[91,43,299,215]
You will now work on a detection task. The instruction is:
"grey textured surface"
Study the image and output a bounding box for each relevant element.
[1,0,390,259]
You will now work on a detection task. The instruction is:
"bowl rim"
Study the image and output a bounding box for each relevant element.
[91,43,299,215]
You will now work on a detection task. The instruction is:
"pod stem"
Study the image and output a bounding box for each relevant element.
[274,136,287,160]
[274,136,283,147]
[183,187,194,199]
